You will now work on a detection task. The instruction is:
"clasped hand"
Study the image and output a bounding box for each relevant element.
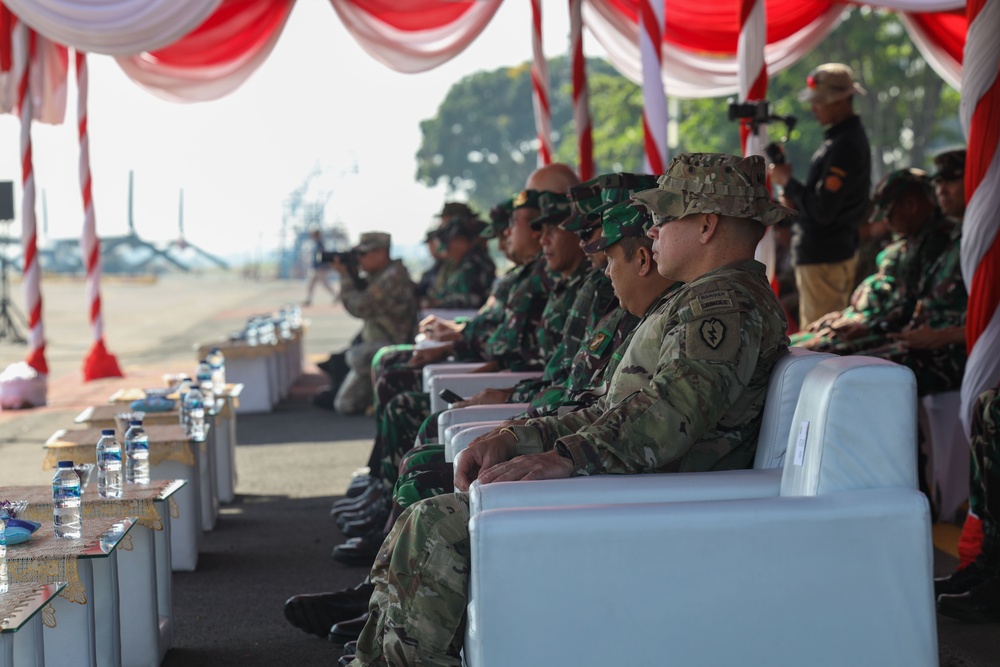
[454,428,574,492]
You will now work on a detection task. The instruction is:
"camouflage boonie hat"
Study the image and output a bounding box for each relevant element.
[582,201,651,254]
[483,197,514,238]
[932,149,966,182]
[561,178,604,232]
[511,189,542,211]
[632,153,795,227]
[437,216,487,241]
[354,231,391,253]
[798,63,867,105]
[869,168,933,222]
[530,192,577,230]
[438,202,476,220]
[587,173,660,221]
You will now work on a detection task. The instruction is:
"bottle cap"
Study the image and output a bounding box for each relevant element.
[58,460,75,468]
[101,429,115,436]
[130,419,142,426]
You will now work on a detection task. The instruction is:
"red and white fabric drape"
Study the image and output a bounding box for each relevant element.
[639,0,667,174]
[959,0,1000,432]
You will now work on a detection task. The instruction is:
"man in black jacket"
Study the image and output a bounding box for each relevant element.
[770,62,872,329]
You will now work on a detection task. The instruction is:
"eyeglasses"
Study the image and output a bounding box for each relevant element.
[575,226,601,243]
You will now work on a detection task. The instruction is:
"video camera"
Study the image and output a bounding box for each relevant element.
[317,250,358,269]
[727,100,797,165]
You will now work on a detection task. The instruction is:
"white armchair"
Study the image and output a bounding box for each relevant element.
[464,356,935,667]
[457,348,832,502]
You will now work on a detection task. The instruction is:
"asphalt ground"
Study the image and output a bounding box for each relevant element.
[0,273,997,665]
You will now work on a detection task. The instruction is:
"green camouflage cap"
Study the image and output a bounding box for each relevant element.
[561,178,604,231]
[586,173,660,221]
[511,189,542,211]
[932,148,966,182]
[869,168,933,222]
[482,197,514,238]
[582,201,651,254]
[530,192,577,229]
[632,153,795,227]
[354,231,391,252]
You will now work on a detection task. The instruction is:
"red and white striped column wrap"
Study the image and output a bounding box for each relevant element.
[959,0,1000,434]
[737,0,778,289]
[530,0,552,166]
[14,18,46,375]
[76,50,123,381]
[737,0,769,157]
[568,0,593,180]
[639,0,667,174]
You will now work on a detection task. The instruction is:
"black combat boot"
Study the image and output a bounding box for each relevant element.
[937,520,1000,622]
[934,520,998,598]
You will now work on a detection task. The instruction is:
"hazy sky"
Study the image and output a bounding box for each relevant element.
[0,2,608,262]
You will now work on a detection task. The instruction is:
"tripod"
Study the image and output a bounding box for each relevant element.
[0,220,26,343]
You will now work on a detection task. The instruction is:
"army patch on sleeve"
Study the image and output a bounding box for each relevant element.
[695,290,734,312]
[685,313,740,361]
[588,332,608,352]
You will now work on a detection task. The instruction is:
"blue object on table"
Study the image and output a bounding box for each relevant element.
[130,397,176,412]
[4,518,40,545]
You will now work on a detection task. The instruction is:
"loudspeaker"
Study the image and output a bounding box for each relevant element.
[0,181,13,221]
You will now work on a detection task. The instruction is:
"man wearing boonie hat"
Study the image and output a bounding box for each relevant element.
[330,231,418,415]
[931,148,966,222]
[420,208,495,311]
[769,62,873,330]
[347,153,790,667]
[789,168,952,354]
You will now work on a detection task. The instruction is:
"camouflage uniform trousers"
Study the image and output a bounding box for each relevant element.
[378,391,432,487]
[968,388,1000,523]
[335,341,391,415]
[350,492,471,667]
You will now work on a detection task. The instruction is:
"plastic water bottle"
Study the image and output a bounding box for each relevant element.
[0,514,6,559]
[197,360,216,415]
[245,318,259,346]
[96,429,123,499]
[207,346,226,387]
[184,384,206,441]
[124,419,150,485]
[177,376,192,431]
[52,460,83,539]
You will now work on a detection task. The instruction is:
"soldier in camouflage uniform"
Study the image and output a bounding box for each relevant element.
[386,198,671,521]
[348,153,793,667]
[331,232,418,415]
[791,169,953,354]
[858,162,968,396]
[419,207,496,310]
[936,385,1000,622]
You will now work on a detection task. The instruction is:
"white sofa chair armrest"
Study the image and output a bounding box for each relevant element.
[422,363,490,388]
[468,468,783,514]
[428,372,542,413]
[436,404,530,444]
[466,489,936,667]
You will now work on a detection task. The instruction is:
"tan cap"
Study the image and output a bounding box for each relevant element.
[798,63,866,105]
